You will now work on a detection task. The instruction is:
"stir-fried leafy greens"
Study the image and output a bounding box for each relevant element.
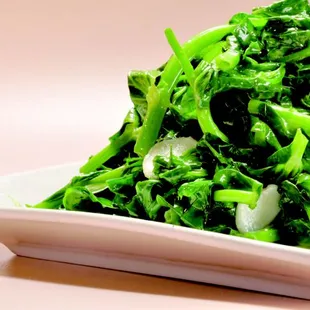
[30,0,310,248]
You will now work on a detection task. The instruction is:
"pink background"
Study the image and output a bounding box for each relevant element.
[1,0,309,308]
[0,0,273,175]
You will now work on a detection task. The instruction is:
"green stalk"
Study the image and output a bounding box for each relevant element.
[164,28,196,88]
[30,184,69,209]
[196,103,229,142]
[214,189,259,207]
[85,166,125,192]
[248,99,310,137]
[161,24,235,94]
[281,129,308,178]
[281,45,310,63]
[184,169,208,180]
[215,50,240,72]
[304,203,310,221]
[243,228,279,243]
[134,24,235,157]
[31,166,125,209]
[164,27,230,142]
[232,228,279,243]
[248,99,262,114]
[134,85,170,157]
[80,130,135,174]
[164,209,181,225]
[202,41,226,62]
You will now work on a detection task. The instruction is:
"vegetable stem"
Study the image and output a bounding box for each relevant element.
[86,166,126,192]
[248,99,310,138]
[80,109,140,174]
[214,189,259,207]
[232,228,279,243]
[80,133,133,174]
[281,129,308,178]
[32,166,125,209]
[215,50,240,72]
[134,25,235,157]
[134,85,170,157]
[164,28,196,88]
[281,45,310,63]
[165,28,230,142]
[161,25,235,94]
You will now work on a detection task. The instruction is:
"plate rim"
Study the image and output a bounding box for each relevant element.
[1,161,310,265]
[1,206,310,263]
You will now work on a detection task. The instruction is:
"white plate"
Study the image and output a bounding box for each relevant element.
[0,163,310,300]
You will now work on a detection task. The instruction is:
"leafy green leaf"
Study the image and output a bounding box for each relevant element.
[128,70,162,120]
[63,186,115,212]
[267,128,309,179]
[178,179,213,210]
[135,180,163,220]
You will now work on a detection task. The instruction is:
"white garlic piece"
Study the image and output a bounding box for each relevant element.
[236,184,281,233]
[143,137,197,179]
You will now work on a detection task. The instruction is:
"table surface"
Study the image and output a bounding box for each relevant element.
[1,0,310,308]
[1,245,310,310]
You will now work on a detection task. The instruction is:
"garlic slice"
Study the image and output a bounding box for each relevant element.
[143,137,197,179]
[236,184,281,233]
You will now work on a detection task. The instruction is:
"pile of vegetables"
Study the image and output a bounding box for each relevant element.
[30,0,310,248]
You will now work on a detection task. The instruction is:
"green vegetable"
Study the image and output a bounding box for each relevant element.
[213,168,263,208]
[267,129,309,180]
[134,24,235,157]
[63,187,115,212]
[249,99,310,139]
[249,116,282,151]
[80,109,140,174]
[231,227,280,243]
[28,0,310,249]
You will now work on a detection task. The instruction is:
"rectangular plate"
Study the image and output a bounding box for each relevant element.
[0,163,310,299]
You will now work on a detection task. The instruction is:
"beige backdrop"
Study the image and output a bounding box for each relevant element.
[0,0,271,174]
[2,2,310,309]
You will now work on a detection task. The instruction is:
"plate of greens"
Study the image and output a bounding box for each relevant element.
[0,0,310,299]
